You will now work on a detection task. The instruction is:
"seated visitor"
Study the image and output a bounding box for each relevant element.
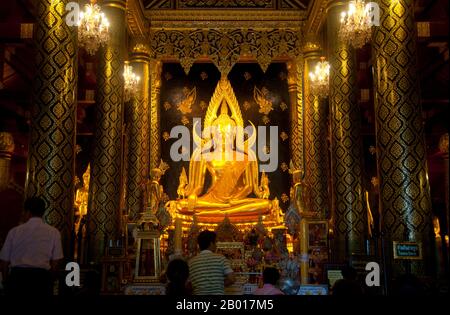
[165,258,191,296]
[253,267,285,295]
[331,266,363,296]
[188,230,235,295]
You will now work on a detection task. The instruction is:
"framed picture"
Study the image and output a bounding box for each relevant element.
[307,221,328,248]
[134,231,161,282]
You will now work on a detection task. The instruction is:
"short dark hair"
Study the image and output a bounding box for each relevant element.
[197,230,216,251]
[166,259,189,283]
[263,267,280,285]
[24,197,46,217]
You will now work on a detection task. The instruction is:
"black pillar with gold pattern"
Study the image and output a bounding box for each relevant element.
[125,45,151,221]
[372,0,433,278]
[327,1,366,261]
[88,0,126,262]
[303,41,329,218]
[25,0,77,253]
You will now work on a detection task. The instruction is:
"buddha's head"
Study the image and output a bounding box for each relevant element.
[211,100,236,151]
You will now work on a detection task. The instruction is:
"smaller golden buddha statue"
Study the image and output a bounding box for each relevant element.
[177,167,188,199]
[259,171,270,199]
[75,164,90,217]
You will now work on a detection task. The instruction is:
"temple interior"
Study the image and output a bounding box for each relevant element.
[0,0,448,295]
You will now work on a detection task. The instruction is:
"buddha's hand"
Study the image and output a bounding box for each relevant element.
[187,194,197,212]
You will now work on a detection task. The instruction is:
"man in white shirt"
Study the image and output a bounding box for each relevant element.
[0,197,64,295]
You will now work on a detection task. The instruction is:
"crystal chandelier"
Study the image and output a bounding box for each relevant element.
[78,0,110,55]
[123,62,140,102]
[339,0,372,49]
[309,57,330,98]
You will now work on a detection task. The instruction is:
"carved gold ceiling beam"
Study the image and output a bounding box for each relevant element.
[304,0,328,34]
[145,9,305,29]
[127,0,148,37]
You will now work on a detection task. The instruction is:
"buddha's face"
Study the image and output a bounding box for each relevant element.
[211,117,236,152]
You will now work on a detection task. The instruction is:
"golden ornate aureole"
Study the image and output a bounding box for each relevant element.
[125,45,151,221]
[25,0,77,246]
[167,78,277,223]
[372,0,432,276]
[302,40,329,219]
[327,2,366,260]
[88,0,126,262]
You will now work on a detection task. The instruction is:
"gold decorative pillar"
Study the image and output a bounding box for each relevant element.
[125,45,151,221]
[88,0,126,262]
[299,220,309,284]
[0,132,14,191]
[286,57,304,173]
[327,1,366,261]
[372,0,433,277]
[303,39,329,218]
[149,60,162,170]
[25,0,77,251]
[174,217,183,255]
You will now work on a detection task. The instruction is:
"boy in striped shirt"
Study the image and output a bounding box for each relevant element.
[188,230,235,295]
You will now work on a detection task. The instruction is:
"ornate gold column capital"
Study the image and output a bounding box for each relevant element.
[130,43,151,63]
[302,34,322,59]
[0,132,14,159]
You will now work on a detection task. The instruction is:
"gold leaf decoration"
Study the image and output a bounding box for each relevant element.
[280,101,288,111]
[280,162,289,172]
[262,115,270,125]
[164,101,172,111]
[281,193,289,204]
[200,71,208,80]
[280,131,288,141]
[177,86,196,114]
[181,115,189,126]
[162,131,170,141]
[243,101,251,111]
[254,86,273,115]
[199,100,208,110]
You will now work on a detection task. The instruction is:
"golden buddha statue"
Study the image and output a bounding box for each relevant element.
[168,78,275,223]
[75,164,90,217]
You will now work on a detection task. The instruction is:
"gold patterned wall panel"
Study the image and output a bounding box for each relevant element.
[150,60,163,170]
[26,0,77,250]
[126,51,151,221]
[150,28,302,75]
[372,0,432,276]
[327,4,366,260]
[304,56,329,218]
[88,0,126,262]
[286,57,304,173]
